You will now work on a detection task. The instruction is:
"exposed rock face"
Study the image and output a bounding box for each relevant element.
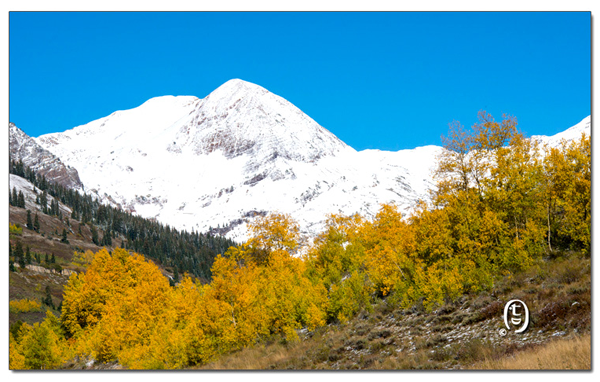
[20,263,77,277]
[9,122,84,190]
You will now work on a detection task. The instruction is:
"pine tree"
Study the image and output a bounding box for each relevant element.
[17,191,25,208]
[43,286,54,309]
[45,253,49,264]
[25,246,32,265]
[50,254,56,264]
[15,242,25,268]
[91,226,99,245]
[26,210,33,230]
[34,214,40,232]
[101,230,112,246]
[61,229,69,244]
[40,191,48,213]
[11,187,18,207]
[173,267,180,284]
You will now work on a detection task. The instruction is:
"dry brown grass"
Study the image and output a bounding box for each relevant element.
[201,340,314,370]
[470,334,590,370]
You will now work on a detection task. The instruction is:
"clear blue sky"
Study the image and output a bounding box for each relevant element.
[9,12,590,151]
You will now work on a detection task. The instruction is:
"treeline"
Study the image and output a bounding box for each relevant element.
[9,160,236,280]
[9,112,591,369]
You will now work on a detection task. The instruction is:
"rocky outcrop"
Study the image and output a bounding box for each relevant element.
[19,263,77,277]
[9,122,84,190]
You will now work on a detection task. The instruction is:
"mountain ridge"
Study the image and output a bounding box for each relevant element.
[23,79,590,241]
[9,123,84,190]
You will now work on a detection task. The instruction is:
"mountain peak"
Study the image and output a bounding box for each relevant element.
[221,78,261,88]
[217,78,265,92]
[203,79,269,108]
[186,78,350,161]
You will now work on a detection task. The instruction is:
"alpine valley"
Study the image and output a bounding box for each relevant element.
[11,79,591,242]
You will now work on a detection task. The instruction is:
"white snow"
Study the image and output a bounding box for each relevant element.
[32,79,590,242]
[532,115,591,148]
[9,174,72,216]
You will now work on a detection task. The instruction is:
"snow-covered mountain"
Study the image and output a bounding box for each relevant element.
[9,123,84,190]
[533,115,591,148]
[30,79,590,242]
[32,79,437,241]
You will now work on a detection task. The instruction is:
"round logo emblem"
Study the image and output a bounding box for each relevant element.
[503,299,529,334]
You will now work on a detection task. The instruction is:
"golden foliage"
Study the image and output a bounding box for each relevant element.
[72,250,96,267]
[11,311,69,369]
[11,113,590,369]
[9,223,23,235]
[9,298,42,313]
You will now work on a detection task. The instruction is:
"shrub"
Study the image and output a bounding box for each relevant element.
[9,223,23,235]
[478,300,504,321]
[535,301,569,328]
[9,299,42,313]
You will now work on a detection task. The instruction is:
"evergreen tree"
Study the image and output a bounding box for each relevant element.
[26,210,33,230]
[17,191,25,208]
[91,225,99,245]
[15,242,25,269]
[43,285,54,309]
[34,214,40,232]
[35,253,40,264]
[14,241,24,258]
[61,229,69,244]
[9,260,16,272]
[45,253,49,264]
[11,187,18,207]
[50,254,56,264]
[40,191,48,213]
[101,230,112,246]
[9,320,23,342]
[173,267,180,284]
[50,200,58,216]
[25,246,32,265]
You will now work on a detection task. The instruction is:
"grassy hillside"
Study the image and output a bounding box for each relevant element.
[201,251,590,370]
[9,205,113,327]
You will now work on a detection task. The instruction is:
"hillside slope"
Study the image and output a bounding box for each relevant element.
[201,251,591,370]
